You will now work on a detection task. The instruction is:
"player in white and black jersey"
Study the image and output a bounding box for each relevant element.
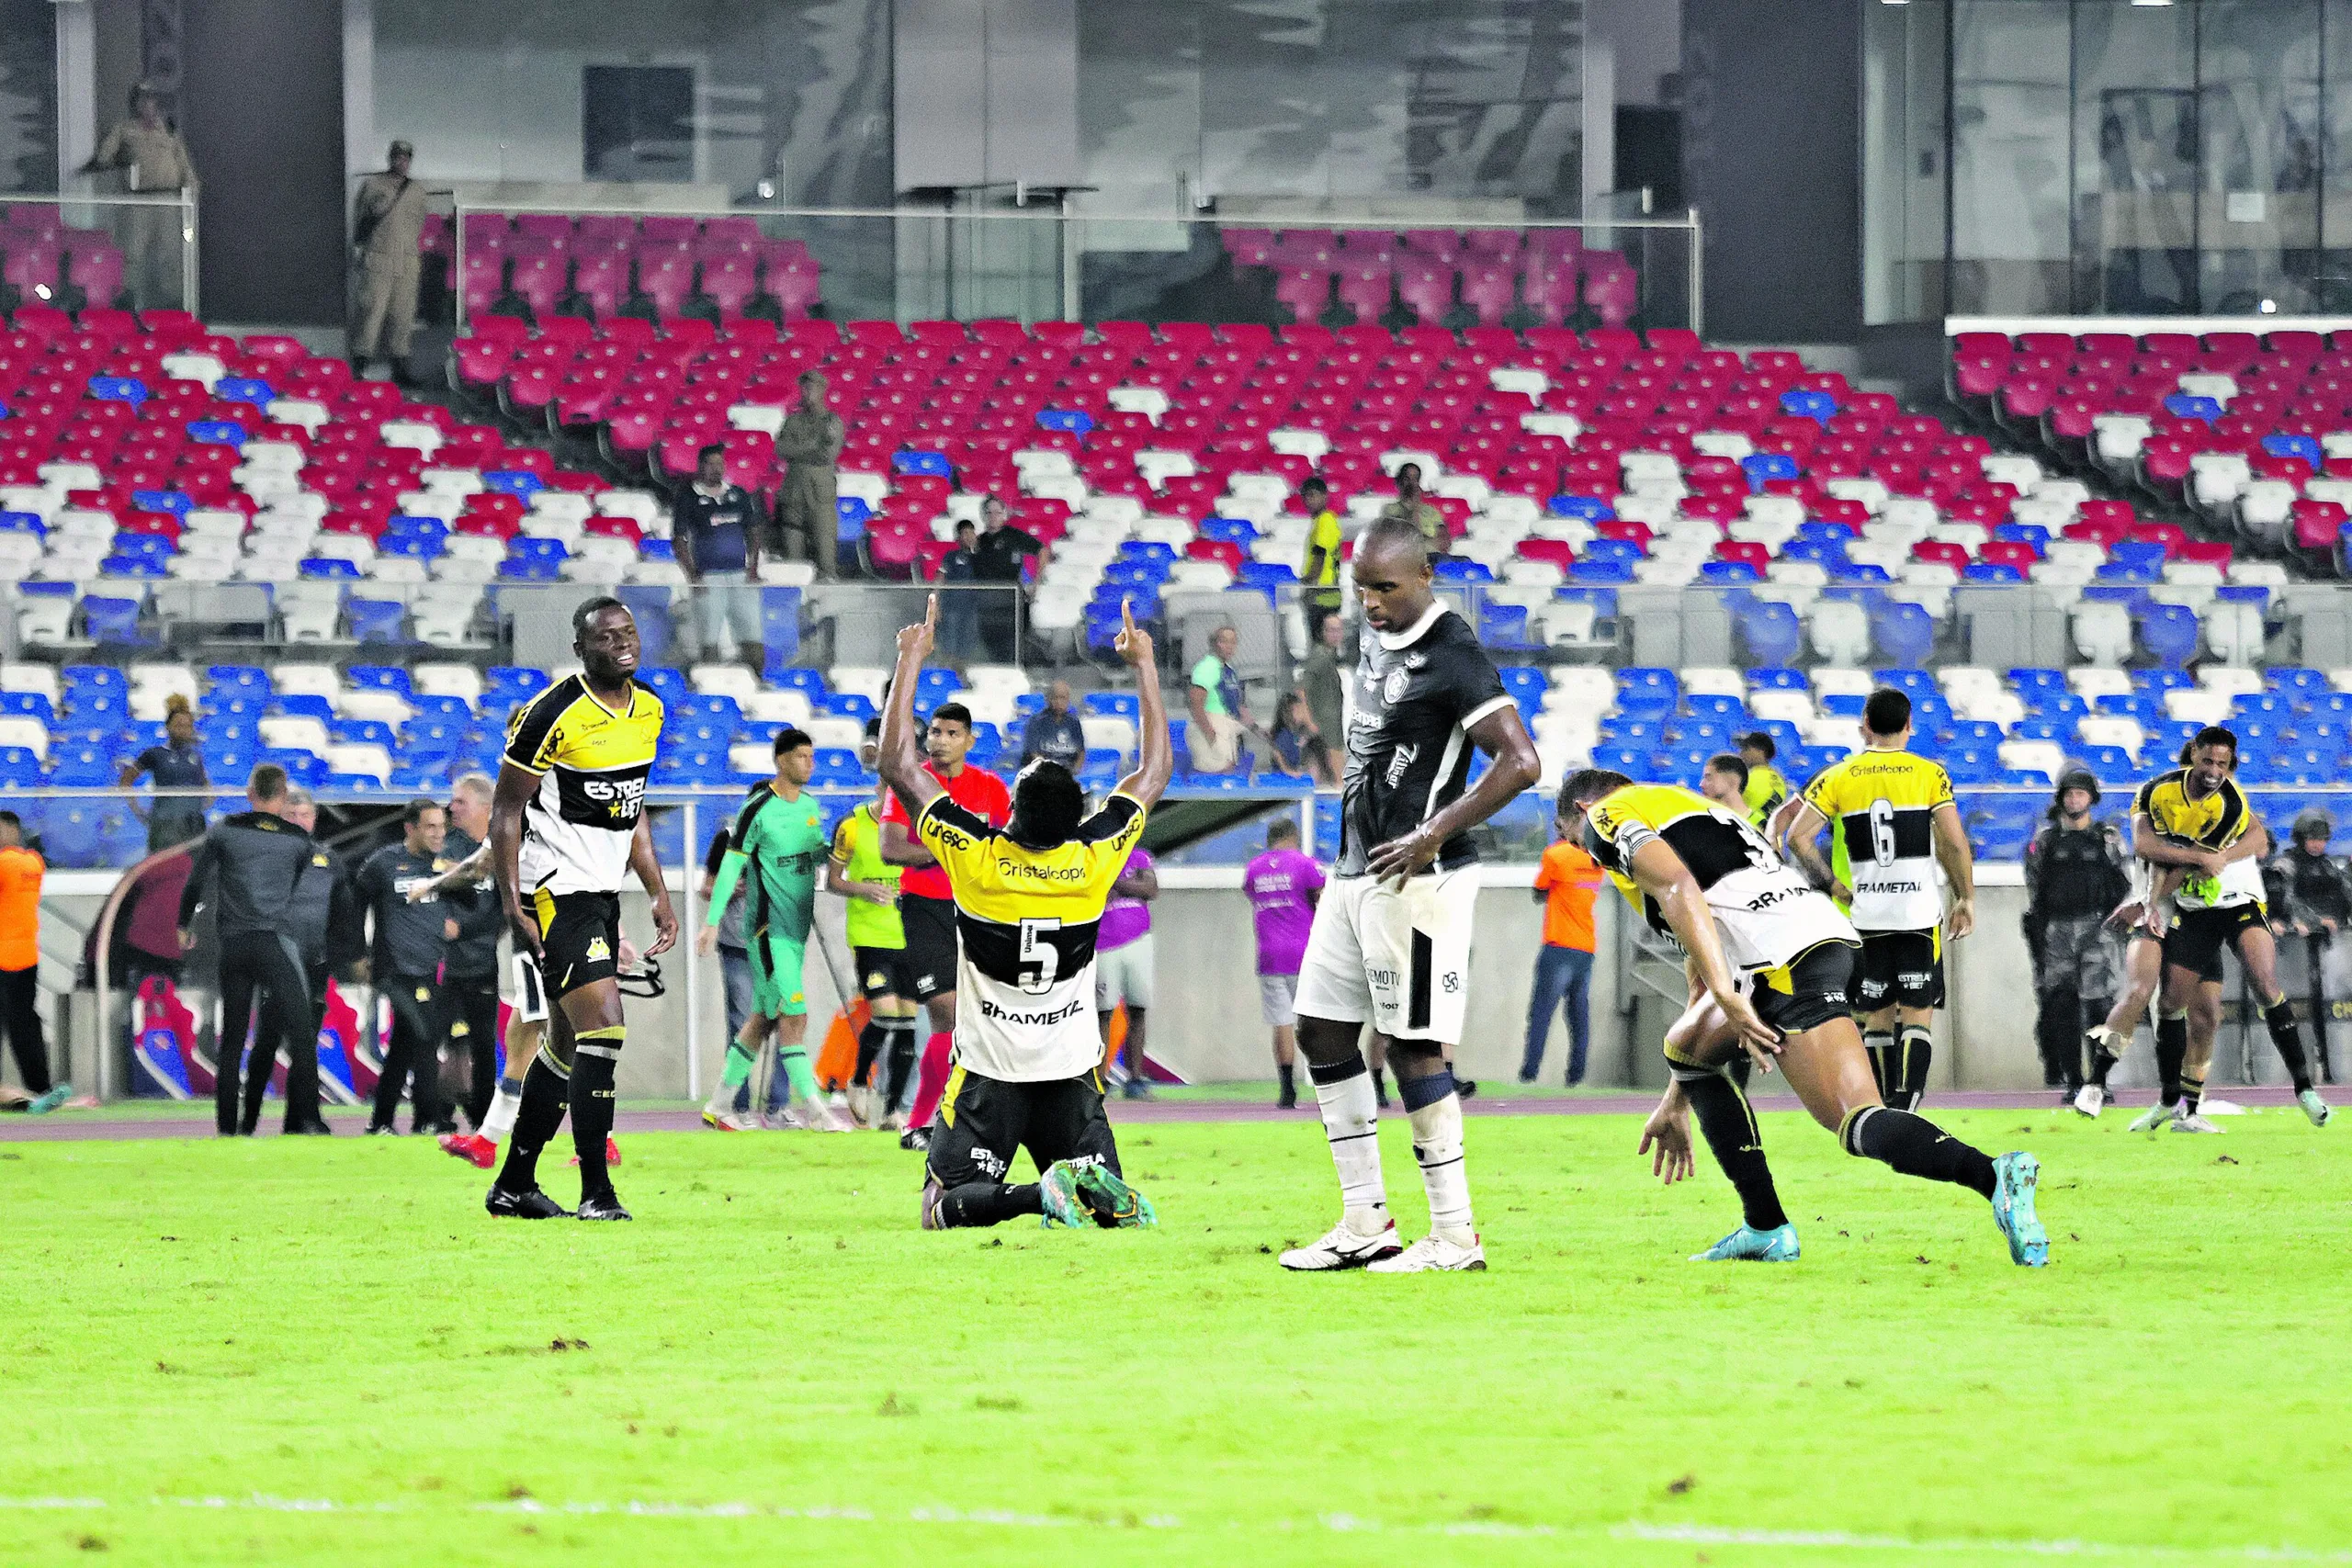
[1278,516,1541,1274]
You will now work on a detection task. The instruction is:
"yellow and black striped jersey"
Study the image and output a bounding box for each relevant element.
[1800,749,1954,932]
[917,789,1147,1081]
[1583,783,1855,971]
[2133,770,2256,909]
[503,674,663,897]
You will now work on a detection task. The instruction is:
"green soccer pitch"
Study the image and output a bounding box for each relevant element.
[4,1108,2348,1568]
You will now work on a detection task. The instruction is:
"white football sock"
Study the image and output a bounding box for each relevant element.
[1312,1063,1388,1231]
[1407,1089,1474,1237]
[481,1081,522,1143]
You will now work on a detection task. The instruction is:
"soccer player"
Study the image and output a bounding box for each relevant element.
[1698,751,1748,816]
[1777,688,1975,1111]
[1557,771,2048,1268]
[483,597,679,1221]
[1244,817,1325,1109]
[696,728,846,1131]
[879,697,1012,1152]
[2115,729,2332,1132]
[880,595,1170,1230]
[828,719,918,1129]
[1736,731,1789,830]
[1277,517,1541,1274]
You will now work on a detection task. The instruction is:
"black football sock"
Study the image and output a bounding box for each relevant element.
[2262,999,2315,1093]
[1861,1031,1894,1100]
[1371,1066,1391,1108]
[1679,1067,1789,1231]
[1840,1105,1997,1200]
[2086,1024,2122,1088]
[854,1021,887,1089]
[882,1023,918,1112]
[495,1055,570,1194]
[936,1182,1045,1227]
[1894,1025,1934,1111]
[2180,1073,2205,1116]
[1277,1063,1296,1099]
[570,1026,624,1202]
[2155,1012,2188,1106]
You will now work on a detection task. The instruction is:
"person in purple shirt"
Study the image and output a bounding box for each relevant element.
[1244,817,1326,1109]
[1094,840,1159,1098]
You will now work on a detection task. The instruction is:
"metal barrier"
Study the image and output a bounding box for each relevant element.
[0,190,198,318]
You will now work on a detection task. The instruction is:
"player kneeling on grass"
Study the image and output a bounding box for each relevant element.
[880,594,1169,1231]
[1555,771,2049,1269]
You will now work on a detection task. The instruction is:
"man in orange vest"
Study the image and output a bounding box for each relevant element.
[0,811,67,1111]
[1522,807,1604,1086]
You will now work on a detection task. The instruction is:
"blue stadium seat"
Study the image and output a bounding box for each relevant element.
[892,449,952,478]
[272,694,334,722]
[0,747,39,786]
[187,418,246,446]
[345,599,406,642]
[482,469,545,497]
[1738,601,1802,667]
[772,669,830,701]
[635,668,688,708]
[1740,453,1799,489]
[1871,602,1935,667]
[2137,603,2199,668]
[1083,692,1142,721]
[82,594,147,643]
[1547,494,1613,521]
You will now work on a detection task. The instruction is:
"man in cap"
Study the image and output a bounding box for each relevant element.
[2270,808,2351,1086]
[2022,768,2132,1105]
[83,83,196,309]
[351,139,430,382]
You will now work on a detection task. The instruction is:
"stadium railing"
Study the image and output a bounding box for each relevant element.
[0,191,200,321]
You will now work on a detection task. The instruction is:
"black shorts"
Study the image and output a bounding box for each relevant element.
[528,889,621,1000]
[1749,939,1861,1037]
[854,944,918,1003]
[925,1066,1121,1190]
[900,894,959,1003]
[2165,903,2267,985]
[1856,928,1944,1011]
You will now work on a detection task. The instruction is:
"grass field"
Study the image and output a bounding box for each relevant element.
[5,1105,2349,1567]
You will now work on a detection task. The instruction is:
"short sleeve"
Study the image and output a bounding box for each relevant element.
[1302,856,1326,892]
[503,686,564,773]
[2131,777,2158,818]
[1533,847,1560,890]
[1079,795,1148,890]
[1442,636,1510,730]
[1189,656,1219,690]
[1802,764,1840,818]
[1928,762,1955,808]
[828,817,855,863]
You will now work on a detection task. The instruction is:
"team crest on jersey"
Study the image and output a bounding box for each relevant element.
[585,936,612,963]
[1384,669,1412,702]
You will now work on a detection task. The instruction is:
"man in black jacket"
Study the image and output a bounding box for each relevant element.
[437,773,506,1130]
[2023,768,2132,1103]
[358,799,459,1134]
[178,764,329,1135]
[2271,808,2351,1085]
[281,787,357,1128]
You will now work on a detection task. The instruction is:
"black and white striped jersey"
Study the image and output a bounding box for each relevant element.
[1334,603,1511,879]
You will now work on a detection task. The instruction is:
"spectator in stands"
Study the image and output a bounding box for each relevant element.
[673,443,764,670]
[1522,801,1604,1085]
[937,519,981,661]
[357,799,458,1135]
[120,694,209,852]
[775,371,843,578]
[282,787,357,1130]
[1376,462,1444,550]
[1020,681,1084,769]
[1095,832,1158,1099]
[1188,625,1264,775]
[0,811,64,1111]
[1271,690,1331,783]
[1299,609,1349,788]
[349,138,429,384]
[1298,477,1344,624]
[178,764,331,1135]
[1700,751,1749,815]
[83,82,195,309]
[1737,731,1789,830]
[971,495,1040,662]
[436,773,504,1131]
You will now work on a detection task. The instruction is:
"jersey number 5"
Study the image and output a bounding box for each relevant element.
[1016,917,1062,994]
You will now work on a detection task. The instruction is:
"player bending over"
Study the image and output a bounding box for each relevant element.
[880,595,1170,1230]
[1278,518,1541,1274]
[696,727,851,1132]
[1555,771,2048,1268]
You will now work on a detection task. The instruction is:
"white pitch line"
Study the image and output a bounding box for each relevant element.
[1618,1522,2352,1562]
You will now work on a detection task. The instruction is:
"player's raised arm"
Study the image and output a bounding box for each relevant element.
[879,594,947,822]
[1623,835,1781,1068]
[1112,596,1173,808]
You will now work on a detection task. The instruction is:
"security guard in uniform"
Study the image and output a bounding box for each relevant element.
[82,83,196,309]
[774,370,843,576]
[2022,768,2131,1101]
[350,138,429,381]
[2270,808,2351,1086]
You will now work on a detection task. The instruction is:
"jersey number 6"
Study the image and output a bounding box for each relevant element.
[1016,917,1062,994]
[1868,798,1898,866]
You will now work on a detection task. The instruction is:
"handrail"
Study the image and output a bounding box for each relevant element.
[451,197,1706,231]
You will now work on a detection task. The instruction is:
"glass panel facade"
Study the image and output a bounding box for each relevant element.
[0,0,57,196]
[1867,0,2352,321]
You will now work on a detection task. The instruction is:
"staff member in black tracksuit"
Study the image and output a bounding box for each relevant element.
[435,772,507,1131]
[282,787,358,1130]
[177,763,328,1136]
[357,798,458,1134]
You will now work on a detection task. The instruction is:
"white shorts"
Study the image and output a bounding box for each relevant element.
[1094,931,1155,1010]
[1293,868,1478,1043]
[1259,973,1298,1026]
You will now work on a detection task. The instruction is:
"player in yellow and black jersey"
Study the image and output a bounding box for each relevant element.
[2079,728,2333,1131]
[880,595,1174,1231]
[1778,688,1975,1111]
[484,597,679,1223]
[1558,770,2046,1269]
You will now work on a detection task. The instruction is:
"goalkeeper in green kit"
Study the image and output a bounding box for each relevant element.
[695,728,850,1131]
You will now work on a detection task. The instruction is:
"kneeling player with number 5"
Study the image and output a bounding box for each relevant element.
[881,594,1171,1231]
